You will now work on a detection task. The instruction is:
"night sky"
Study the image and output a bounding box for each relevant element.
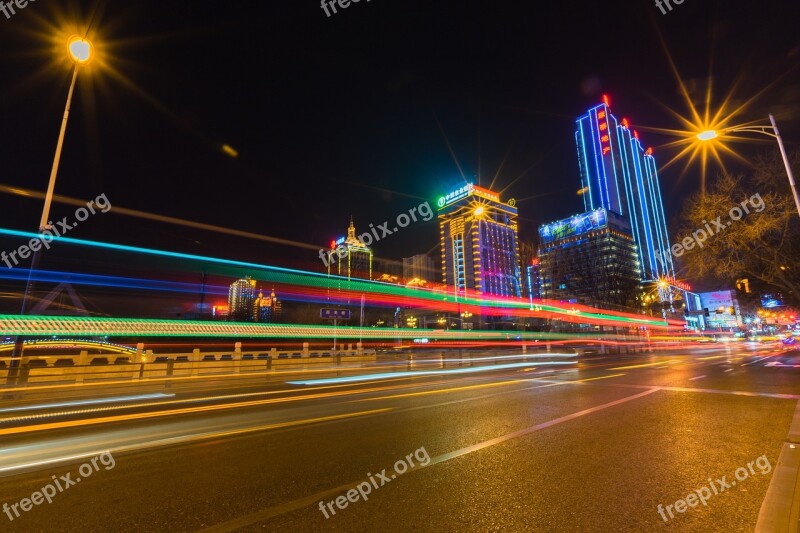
[0,0,798,281]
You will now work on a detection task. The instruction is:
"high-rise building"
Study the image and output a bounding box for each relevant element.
[538,208,641,310]
[402,254,436,282]
[525,258,543,301]
[574,95,674,282]
[327,219,373,280]
[228,277,257,322]
[437,183,521,297]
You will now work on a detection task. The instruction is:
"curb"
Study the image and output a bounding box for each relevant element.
[756,400,800,533]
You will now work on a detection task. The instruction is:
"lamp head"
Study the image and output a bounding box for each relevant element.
[696,130,718,141]
[68,36,93,64]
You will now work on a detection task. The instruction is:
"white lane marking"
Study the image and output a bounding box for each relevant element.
[689,375,707,381]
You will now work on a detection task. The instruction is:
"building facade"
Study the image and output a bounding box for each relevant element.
[402,254,436,282]
[574,95,674,282]
[255,289,282,323]
[438,183,521,297]
[328,219,373,280]
[538,208,641,311]
[228,277,257,322]
[699,290,743,330]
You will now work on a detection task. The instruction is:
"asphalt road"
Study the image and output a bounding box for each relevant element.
[0,343,798,532]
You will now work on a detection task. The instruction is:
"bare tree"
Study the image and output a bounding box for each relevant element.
[675,151,800,305]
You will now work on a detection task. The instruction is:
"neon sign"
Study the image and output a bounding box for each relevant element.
[597,100,612,156]
[437,183,503,209]
[472,185,499,202]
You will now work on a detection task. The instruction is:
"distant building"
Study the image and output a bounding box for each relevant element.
[328,219,373,280]
[403,254,436,283]
[228,277,257,322]
[437,183,521,297]
[525,258,543,301]
[373,256,403,279]
[699,290,743,330]
[255,289,282,323]
[538,208,641,311]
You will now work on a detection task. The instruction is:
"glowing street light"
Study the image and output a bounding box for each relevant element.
[473,206,485,216]
[67,36,93,63]
[8,34,95,386]
[696,130,718,141]
[696,115,800,219]
[40,36,94,231]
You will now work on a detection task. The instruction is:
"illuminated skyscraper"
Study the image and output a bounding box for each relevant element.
[327,218,373,280]
[228,277,257,322]
[575,95,674,282]
[437,183,521,297]
[538,208,641,310]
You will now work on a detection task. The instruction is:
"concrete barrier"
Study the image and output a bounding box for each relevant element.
[0,346,377,386]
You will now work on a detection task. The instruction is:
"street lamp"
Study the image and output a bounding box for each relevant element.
[39,36,93,232]
[697,114,800,218]
[68,36,93,63]
[7,35,93,387]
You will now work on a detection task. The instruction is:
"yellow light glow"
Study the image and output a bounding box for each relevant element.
[68,36,92,63]
[474,206,485,216]
[696,130,718,141]
[222,144,239,158]
[634,31,793,195]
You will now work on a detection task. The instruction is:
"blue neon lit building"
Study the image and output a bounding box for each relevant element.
[575,96,674,282]
[537,208,642,311]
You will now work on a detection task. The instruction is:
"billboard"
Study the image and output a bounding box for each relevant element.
[761,294,785,309]
[539,208,608,245]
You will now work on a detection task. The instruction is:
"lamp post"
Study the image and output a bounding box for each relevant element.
[697,114,800,218]
[6,36,93,387]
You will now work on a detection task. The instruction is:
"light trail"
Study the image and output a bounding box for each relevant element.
[0,315,649,340]
[0,393,174,414]
[0,377,471,425]
[351,376,570,402]
[0,226,676,329]
[0,409,392,476]
[286,361,574,386]
[610,360,679,370]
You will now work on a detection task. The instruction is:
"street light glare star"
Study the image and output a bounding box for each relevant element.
[634,28,795,195]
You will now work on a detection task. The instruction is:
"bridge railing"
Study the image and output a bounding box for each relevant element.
[0,343,377,387]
